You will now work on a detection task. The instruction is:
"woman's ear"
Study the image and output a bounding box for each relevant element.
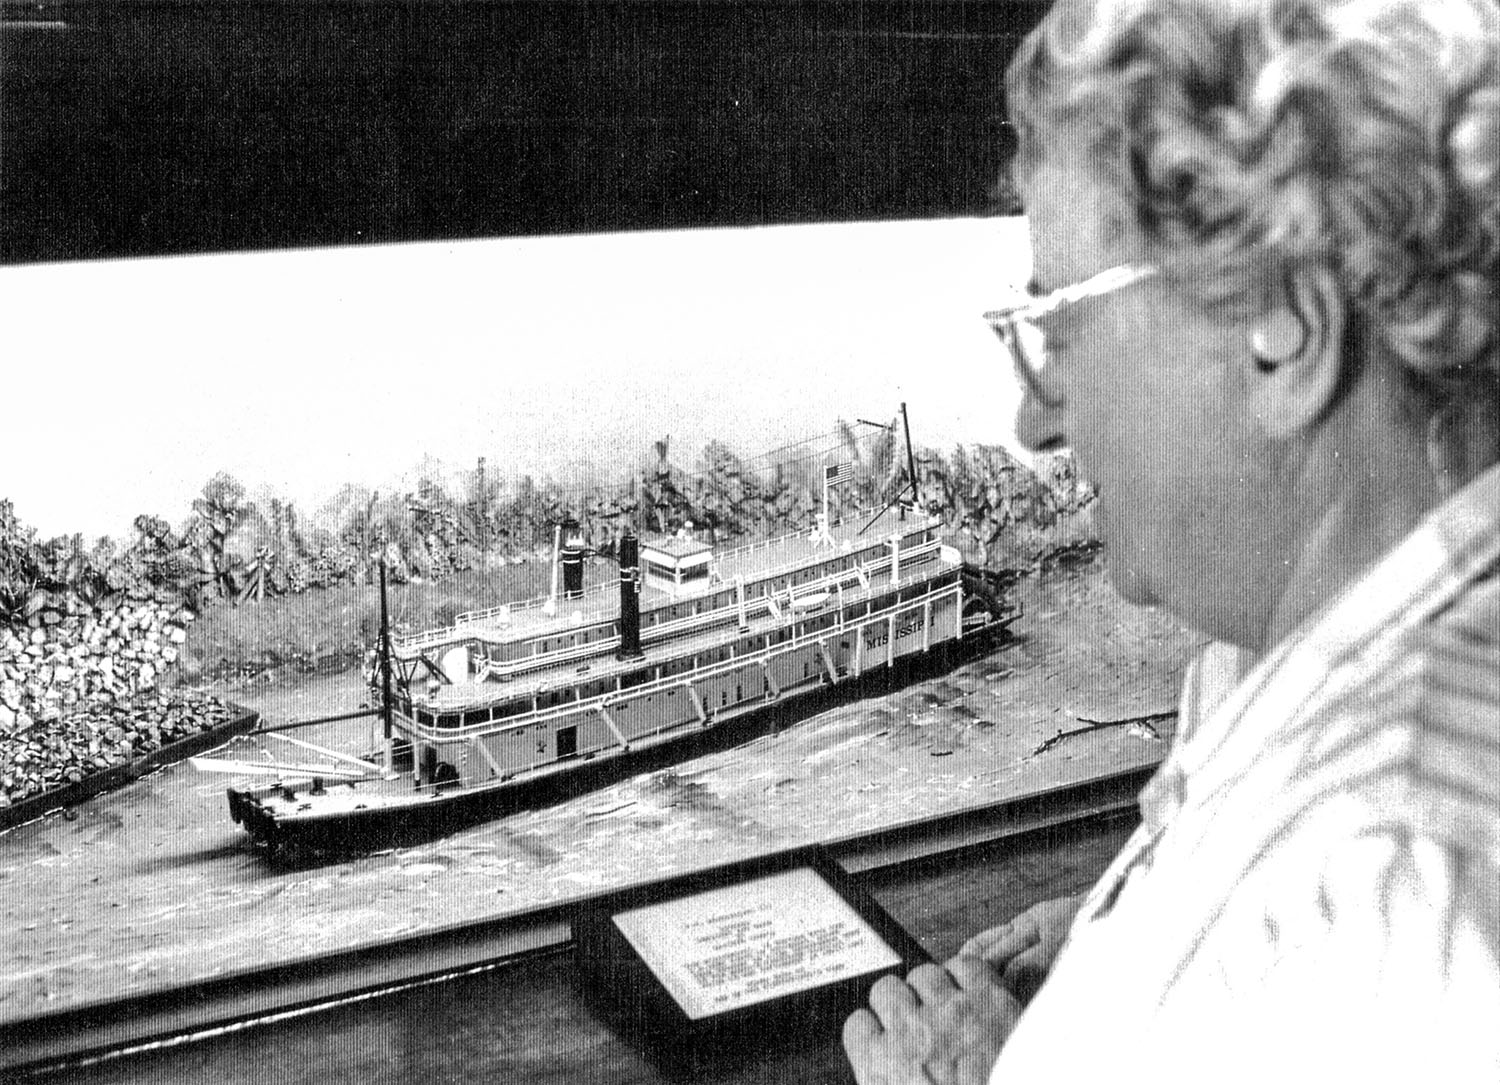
[1249,264,1347,439]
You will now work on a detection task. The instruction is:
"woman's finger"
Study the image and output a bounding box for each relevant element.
[972,921,1039,967]
[843,1006,883,1048]
[868,973,921,1021]
[946,954,1004,992]
[906,962,958,1004]
[842,1007,891,1085]
[958,921,1014,959]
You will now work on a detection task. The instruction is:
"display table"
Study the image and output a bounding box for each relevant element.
[24,812,1136,1085]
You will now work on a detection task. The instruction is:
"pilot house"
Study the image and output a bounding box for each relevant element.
[641,534,715,597]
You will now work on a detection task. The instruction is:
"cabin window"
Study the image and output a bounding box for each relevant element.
[721,690,728,706]
[439,713,461,729]
[463,709,489,726]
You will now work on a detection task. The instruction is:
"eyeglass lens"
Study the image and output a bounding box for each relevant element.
[991,313,1050,391]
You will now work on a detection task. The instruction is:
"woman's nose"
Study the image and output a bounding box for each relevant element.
[1015,379,1068,454]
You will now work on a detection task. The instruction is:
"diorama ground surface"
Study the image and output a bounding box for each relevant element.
[0,559,1202,1025]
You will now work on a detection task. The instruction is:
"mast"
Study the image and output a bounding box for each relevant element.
[378,557,395,774]
[900,401,918,517]
[855,406,915,536]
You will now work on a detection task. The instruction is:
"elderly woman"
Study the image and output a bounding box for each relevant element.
[844,0,1500,1081]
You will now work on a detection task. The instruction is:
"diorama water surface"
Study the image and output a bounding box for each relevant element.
[0,561,1201,1025]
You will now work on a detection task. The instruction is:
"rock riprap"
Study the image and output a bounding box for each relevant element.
[0,688,236,807]
[0,690,235,804]
[0,599,223,807]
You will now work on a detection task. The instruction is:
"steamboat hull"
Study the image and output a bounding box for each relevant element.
[225,620,1012,859]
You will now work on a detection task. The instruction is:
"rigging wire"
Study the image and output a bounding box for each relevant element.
[468,422,902,505]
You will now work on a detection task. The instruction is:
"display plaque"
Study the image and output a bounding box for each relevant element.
[573,846,929,1073]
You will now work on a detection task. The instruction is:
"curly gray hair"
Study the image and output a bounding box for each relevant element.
[1007,0,1500,399]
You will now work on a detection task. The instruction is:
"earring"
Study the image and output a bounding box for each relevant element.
[1251,308,1306,370]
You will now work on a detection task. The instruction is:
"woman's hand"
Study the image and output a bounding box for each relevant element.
[843,957,1023,1085]
[957,895,1084,1004]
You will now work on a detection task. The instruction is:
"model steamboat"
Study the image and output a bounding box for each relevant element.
[207,419,1018,854]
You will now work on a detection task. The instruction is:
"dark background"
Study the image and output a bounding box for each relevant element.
[1,1,1047,264]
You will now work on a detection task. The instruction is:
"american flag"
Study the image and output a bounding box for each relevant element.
[824,462,854,487]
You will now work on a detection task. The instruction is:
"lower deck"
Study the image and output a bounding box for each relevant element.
[404,570,967,787]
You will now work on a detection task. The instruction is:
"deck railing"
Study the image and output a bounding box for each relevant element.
[401,538,945,674]
[454,578,617,628]
[469,544,940,683]
[401,573,963,744]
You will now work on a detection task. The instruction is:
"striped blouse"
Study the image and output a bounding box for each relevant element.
[989,463,1500,1082]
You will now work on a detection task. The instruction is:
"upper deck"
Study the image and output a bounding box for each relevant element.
[417,538,960,716]
[391,506,940,657]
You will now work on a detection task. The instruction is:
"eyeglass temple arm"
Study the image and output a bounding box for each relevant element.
[984,263,1156,325]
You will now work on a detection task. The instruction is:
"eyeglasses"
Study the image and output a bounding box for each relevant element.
[983,263,1157,396]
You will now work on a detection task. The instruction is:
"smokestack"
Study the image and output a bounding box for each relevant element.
[561,516,585,599]
[616,530,644,661]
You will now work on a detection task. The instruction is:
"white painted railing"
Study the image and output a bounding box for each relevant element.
[392,521,943,655]
[456,579,616,626]
[400,575,962,743]
[448,540,944,680]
